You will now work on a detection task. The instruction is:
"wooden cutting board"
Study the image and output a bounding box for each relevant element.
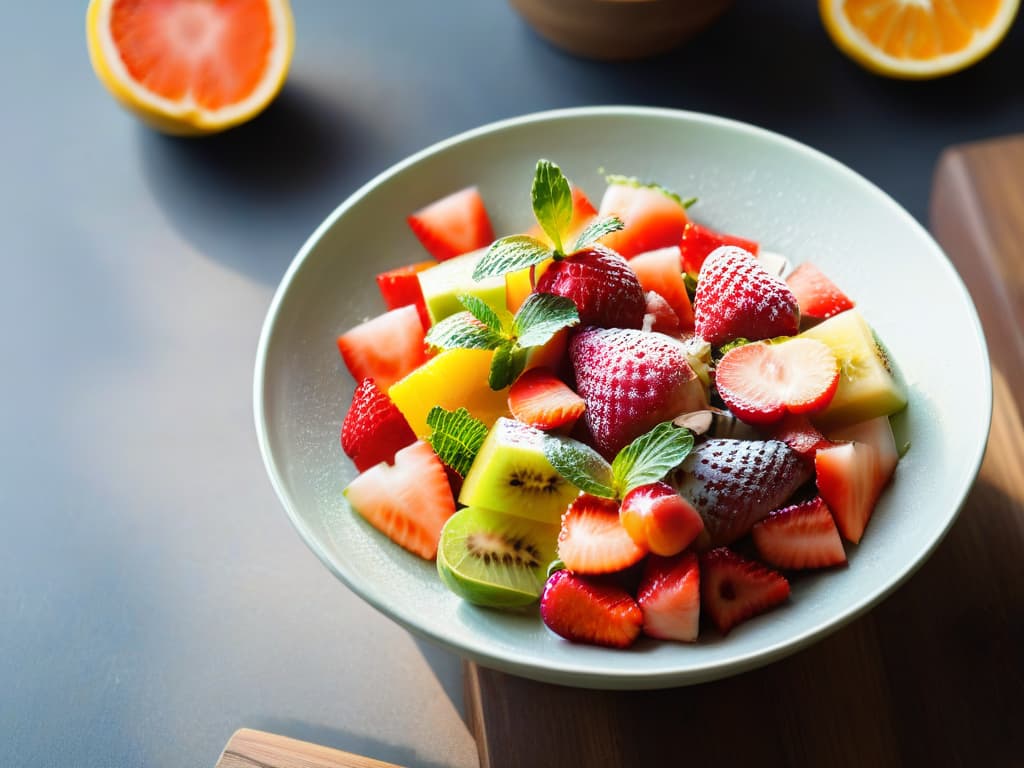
[462,135,1024,768]
[214,136,1024,768]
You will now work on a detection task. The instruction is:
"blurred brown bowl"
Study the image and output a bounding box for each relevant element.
[509,0,734,60]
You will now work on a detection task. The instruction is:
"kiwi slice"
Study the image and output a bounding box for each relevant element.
[437,506,559,609]
[458,417,580,524]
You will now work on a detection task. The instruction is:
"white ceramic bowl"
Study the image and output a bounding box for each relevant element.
[254,107,991,689]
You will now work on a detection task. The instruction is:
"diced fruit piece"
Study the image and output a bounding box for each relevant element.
[752,497,847,570]
[679,221,760,277]
[620,482,704,557]
[597,182,690,258]
[786,262,855,324]
[437,506,559,608]
[505,259,552,314]
[407,187,495,262]
[628,246,695,329]
[540,569,643,649]
[768,413,834,461]
[528,185,600,247]
[418,248,508,325]
[637,552,701,642]
[670,439,812,546]
[816,416,898,543]
[799,309,907,429]
[524,328,570,375]
[341,378,417,472]
[343,441,456,560]
[715,339,840,425]
[459,417,580,525]
[388,348,510,437]
[642,291,681,334]
[571,327,708,458]
[535,245,646,329]
[700,548,790,635]
[336,305,428,390]
[508,367,586,431]
[375,260,434,329]
[557,494,647,574]
[694,246,800,345]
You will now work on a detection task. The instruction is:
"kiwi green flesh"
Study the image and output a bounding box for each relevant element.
[459,418,580,524]
[437,506,558,609]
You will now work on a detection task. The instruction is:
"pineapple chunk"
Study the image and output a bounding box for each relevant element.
[799,309,907,429]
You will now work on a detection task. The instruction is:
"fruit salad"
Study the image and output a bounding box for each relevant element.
[336,159,907,648]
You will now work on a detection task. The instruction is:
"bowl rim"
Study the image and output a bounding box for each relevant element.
[253,105,992,688]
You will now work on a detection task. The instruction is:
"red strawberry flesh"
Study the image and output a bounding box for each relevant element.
[407,186,495,262]
[571,327,708,458]
[557,494,647,575]
[540,569,643,649]
[786,262,855,323]
[508,367,586,430]
[536,245,646,329]
[637,552,701,642]
[694,246,799,345]
[679,221,760,277]
[752,496,847,570]
[335,305,429,390]
[671,439,812,546]
[767,413,834,461]
[620,481,704,557]
[341,378,417,472]
[715,339,840,425]
[700,548,789,635]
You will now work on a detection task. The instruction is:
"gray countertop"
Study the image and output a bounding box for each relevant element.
[2,2,1022,766]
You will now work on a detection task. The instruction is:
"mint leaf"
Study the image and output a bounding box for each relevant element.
[543,435,616,499]
[425,312,504,351]
[605,174,696,210]
[425,406,489,477]
[612,422,694,496]
[458,294,505,334]
[487,344,527,390]
[532,159,573,254]
[513,293,579,349]
[573,215,624,251]
[473,235,553,282]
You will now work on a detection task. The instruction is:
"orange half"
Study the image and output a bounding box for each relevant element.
[821,0,1019,78]
[87,0,294,134]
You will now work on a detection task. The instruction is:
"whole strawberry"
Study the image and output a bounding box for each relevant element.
[694,246,799,345]
[341,378,417,472]
[571,327,708,458]
[670,438,811,546]
[536,245,646,329]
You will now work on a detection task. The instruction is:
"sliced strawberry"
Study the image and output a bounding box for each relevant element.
[786,262,854,323]
[557,494,647,575]
[715,339,840,425]
[571,327,708,458]
[407,186,495,262]
[694,246,800,345]
[671,439,812,546]
[700,548,789,635]
[341,378,417,472]
[507,367,586,431]
[597,182,690,259]
[343,441,456,560]
[336,305,429,389]
[629,246,695,329]
[679,221,760,277]
[540,569,643,649]
[637,552,701,642]
[752,497,847,570]
[768,413,834,461]
[620,482,704,557]
[375,260,434,329]
[535,245,646,329]
[642,291,681,334]
[815,417,898,543]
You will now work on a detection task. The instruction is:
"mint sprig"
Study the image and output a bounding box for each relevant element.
[573,215,624,251]
[532,159,574,254]
[543,421,694,499]
[424,293,579,389]
[472,235,552,282]
[605,174,697,210]
[425,406,489,477]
